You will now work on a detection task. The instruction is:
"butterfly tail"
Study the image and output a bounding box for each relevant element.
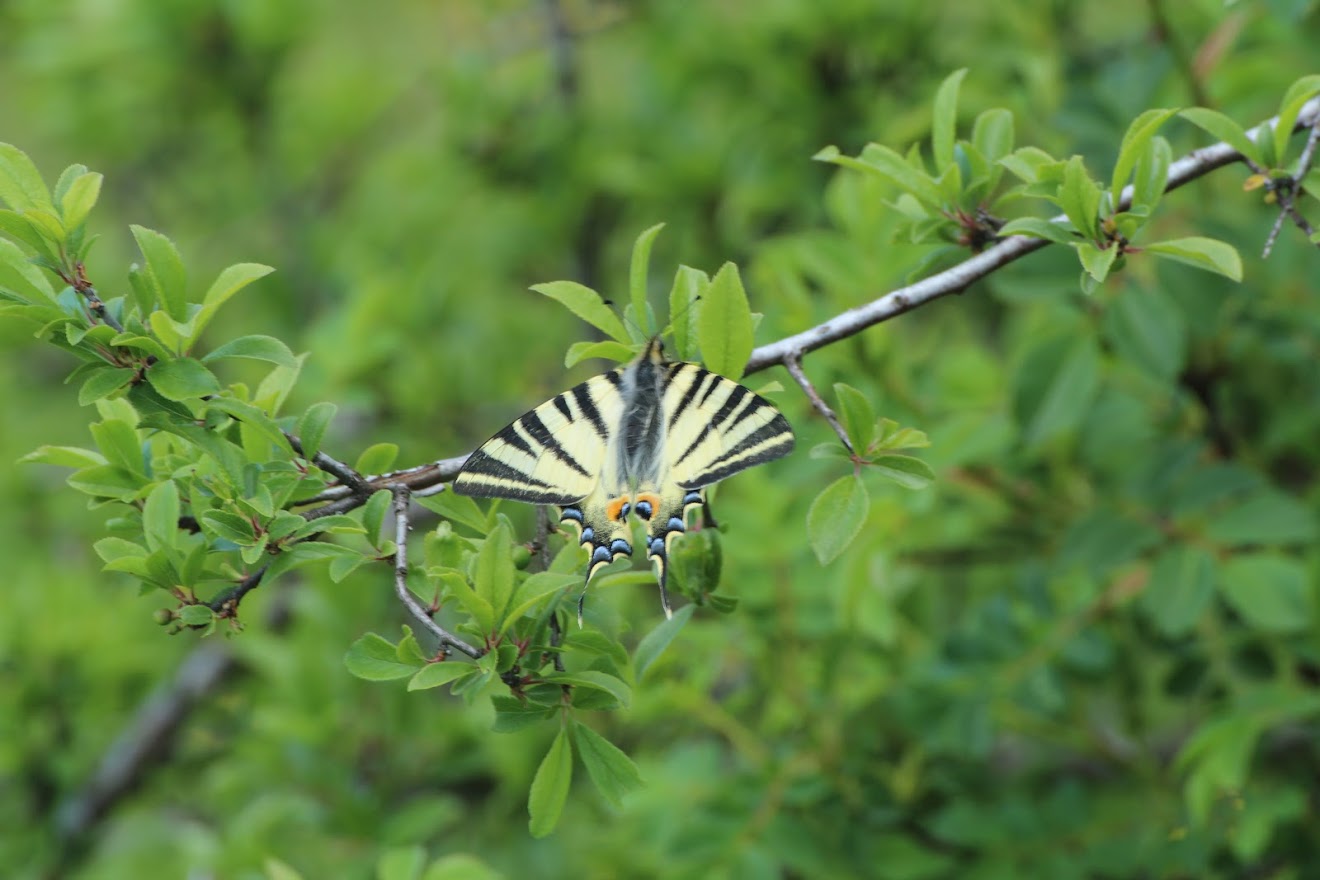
[644,489,705,619]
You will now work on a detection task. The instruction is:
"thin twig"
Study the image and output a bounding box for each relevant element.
[782,354,853,453]
[1263,120,1320,257]
[205,564,269,616]
[284,430,375,499]
[390,485,483,659]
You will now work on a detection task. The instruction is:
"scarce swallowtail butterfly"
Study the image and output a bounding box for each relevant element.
[453,336,795,622]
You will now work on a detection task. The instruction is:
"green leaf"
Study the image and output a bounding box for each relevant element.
[564,340,635,369]
[434,569,495,635]
[296,402,337,460]
[573,721,642,808]
[696,262,753,380]
[1144,237,1242,281]
[78,367,136,405]
[870,454,935,489]
[1131,137,1173,214]
[355,443,399,476]
[142,480,180,553]
[1218,554,1311,633]
[499,572,577,635]
[420,855,503,880]
[998,146,1064,184]
[492,695,557,733]
[88,418,144,477]
[131,225,188,321]
[202,334,297,367]
[528,728,572,838]
[0,143,53,212]
[200,510,258,544]
[474,517,517,622]
[188,263,275,347]
[530,280,628,343]
[59,172,102,230]
[833,383,876,452]
[19,445,106,468]
[633,604,694,680]
[408,661,479,691]
[1176,715,1262,826]
[807,475,870,565]
[94,536,147,564]
[417,490,489,534]
[1012,333,1101,449]
[543,670,632,708]
[629,223,665,337]
[1105,288,1186,380]
[931,68,968,169]
[1273,74,1320,168]
[666,265,706,362]
[1110,108,1177,197]
[178,605,214,627]
[1179,108,1262,167]
[0,237,57,303]
[146,357,220,401]
[1205,492,1316,546]
[817,143,943,209]
[997,217,1076,244]
[344,632,424,681]
[1076,242,1118,284]
[1138,546,1216,638]
[376,846,425,880]
[971,107,1014,165]
[1059,156,1101,239]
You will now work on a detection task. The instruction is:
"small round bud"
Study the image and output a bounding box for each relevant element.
[152,608,175,626]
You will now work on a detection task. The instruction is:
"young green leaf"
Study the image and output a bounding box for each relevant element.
[833,383,877,452]
[187,263,275,347]
[529,728,573,838]
[142,480,180,553]
[146,357,221,401]
[1143,237,1242,281]
[202,334,297,367]
[564,340,635,369]
[492,696,557,733]
[0,143,54,212]
[807,475,870,565]
[697,262,752,380]
[1075,242,1118,283]
[629,223,665,337]
[344,632,424,681]
[667,265,706,362]
[417,490,490,534]
[1059,156,1101,240]
[1109,108,1177,197]
[77,367,136,405]
[971,107,1014,165]
[1272,74,1320,168]
[19,445,107,468]
[200,510,258,544]
[1178,108,1261,167]
[573,721,643,808]
[408,661,479,691]
[633,604,694,680]
[59,171,102,230]
[543,670,632,708]
[131,225,188,321]
[871,455,935,490]
[531,280,628,343]
[178,605,215,627]
[1131,137,1173,214]
[931,68,968,170]
[997,217,1076,245]
[355,443,399,476]
[87,417,144,477]
[296,401,337,460]
[474,516,516,622]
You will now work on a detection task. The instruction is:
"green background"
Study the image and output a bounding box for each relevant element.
[3,0,1320,877]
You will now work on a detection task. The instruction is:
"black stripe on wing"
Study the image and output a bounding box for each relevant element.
[677,413,794,488]
[454,449,582,504]
[520,411,592,478]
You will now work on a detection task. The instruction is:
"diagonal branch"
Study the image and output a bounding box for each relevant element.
[782,354,853,453]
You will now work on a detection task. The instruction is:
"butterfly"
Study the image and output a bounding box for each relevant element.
[453,336,794,622]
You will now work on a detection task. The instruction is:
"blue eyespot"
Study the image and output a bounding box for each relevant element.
[683,491,702,506]
[668,516,685,532]
[581,527,595,543]
[649,537,665,554]
[610,538,632,555]
[591,545,613,564]
[561,507,583,523]
[619,503,631,520]
[635,500,653,519]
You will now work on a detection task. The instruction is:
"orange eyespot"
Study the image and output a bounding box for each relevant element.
[606,497,630,522]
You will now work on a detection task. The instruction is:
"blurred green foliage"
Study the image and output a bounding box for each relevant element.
[3,1,1320,878]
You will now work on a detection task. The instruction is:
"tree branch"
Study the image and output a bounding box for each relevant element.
[782,354,853,453]
[390,485,483,659]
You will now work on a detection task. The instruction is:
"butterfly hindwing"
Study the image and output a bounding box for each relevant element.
[662,362,795,489]
[453,372,623,504]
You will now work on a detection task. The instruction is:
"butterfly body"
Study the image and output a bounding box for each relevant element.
[454,338,794,620]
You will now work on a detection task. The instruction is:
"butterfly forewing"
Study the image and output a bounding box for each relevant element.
[453,373,623,504]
